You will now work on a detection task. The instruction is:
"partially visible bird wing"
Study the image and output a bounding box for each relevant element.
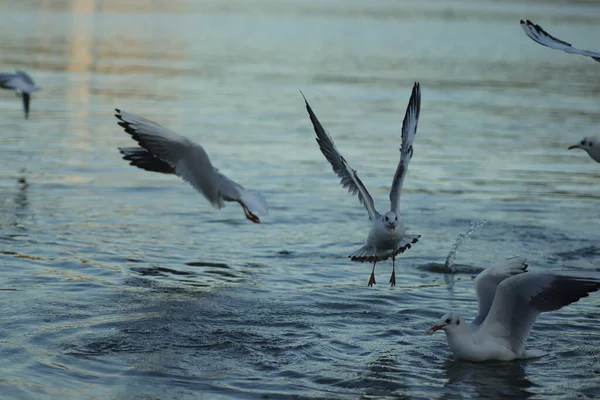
[389,82,421,213]
[301,92,380,220]
[115,109,223,208]
[472,256,528,326]
[520,20,600,62]
[480,271,600,355]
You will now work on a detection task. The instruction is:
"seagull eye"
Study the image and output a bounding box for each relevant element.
[581,140,586,145]
[590,142,594,147]
[445,318,451,324]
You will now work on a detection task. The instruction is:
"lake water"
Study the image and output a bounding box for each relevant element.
[1,0,600,399]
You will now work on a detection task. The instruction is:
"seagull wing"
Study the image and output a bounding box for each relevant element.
[0,71,40,92]
[479,271,600,355]
[472,256,528,325]
[520,20,600,62]
[301,92,380,220]
[389,82,421,213]
[115,109,223,208]
[0,73,16,88]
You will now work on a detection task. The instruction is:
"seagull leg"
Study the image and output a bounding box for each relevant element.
[368,261,377,287]
[240,202,260,223]
[389,253,396,287]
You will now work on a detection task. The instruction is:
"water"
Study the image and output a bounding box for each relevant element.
[1,0,600,398]
[444,220,488,272]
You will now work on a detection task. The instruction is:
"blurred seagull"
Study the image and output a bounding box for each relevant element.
[302,83,422,287]
[568,137,600,163]
[116,109,268,223]
[0,70,41,119]
[520,20,600,63]
[426,256,600,361]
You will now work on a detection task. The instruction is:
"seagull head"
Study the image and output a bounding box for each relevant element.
[383,211,398,230]
[568,137,600,162]
[425,312,465,335]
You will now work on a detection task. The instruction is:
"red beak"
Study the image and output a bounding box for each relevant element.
[425,324,444,335]
[568,145,580,150]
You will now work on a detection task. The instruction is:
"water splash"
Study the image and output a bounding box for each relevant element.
[444,220,488,272]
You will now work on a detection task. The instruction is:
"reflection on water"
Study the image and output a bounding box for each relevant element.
[443,359,534,400]
[1,0,600,399]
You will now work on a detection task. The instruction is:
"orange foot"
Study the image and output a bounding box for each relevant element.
[389,270,396,287]
[368,272,376,287]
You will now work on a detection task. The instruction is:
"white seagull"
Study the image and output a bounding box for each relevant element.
[116,109,268,223]
[0,70,41,119]
[568,137,600,163]
[520,19,600,63]
[302,83,422,287]
[426,256,600,361]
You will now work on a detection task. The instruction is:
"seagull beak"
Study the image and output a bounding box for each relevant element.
[568,144,580,150]
[425,324,444,335]
[387,223,395,230]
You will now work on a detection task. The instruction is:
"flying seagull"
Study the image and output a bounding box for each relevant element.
[116,109,268,223]
[426,256,600,361]
[520,19,600,63]
[568,137,600,163]
[0,70,41,119]
[302,83,422,287]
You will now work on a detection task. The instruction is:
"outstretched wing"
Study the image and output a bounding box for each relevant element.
[520,20,600,62]
[0,71,40,92]
[389,82,421,213]
[301,92,379,220]
[480,271,600,355]
[115,109,223,208]
[472,256,528,326]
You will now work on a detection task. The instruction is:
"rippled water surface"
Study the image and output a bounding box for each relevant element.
[2,1,600,399]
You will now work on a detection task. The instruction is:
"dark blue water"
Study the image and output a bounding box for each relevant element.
[1,0,600,398]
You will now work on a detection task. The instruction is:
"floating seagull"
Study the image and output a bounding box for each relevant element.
[568,137,600,163]
[520,20,600,63]
[0,70,41,119]
[302,83,422,287]
[116,109,268,223]
[426,256,600,361]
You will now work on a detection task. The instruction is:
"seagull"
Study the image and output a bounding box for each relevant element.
[301,82,422,287]
[568,137,600,163]
[0,70,41,119]
[426,256,600,361]
[520,19,600,63]
[115,109,268,223]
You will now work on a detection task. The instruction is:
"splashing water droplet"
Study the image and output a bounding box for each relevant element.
[444,220,488,272]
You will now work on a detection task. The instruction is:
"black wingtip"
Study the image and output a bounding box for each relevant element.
[299,90,309,106]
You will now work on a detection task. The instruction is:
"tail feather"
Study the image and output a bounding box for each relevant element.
[349,234,420,262]
[119,147,174,174]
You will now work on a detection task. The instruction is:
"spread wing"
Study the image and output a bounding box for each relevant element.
[389,82,421,213]
[472,256,528,326]
[520,20,600,62]
[480,271,600,355]
[115,109,223,208]
[301,92,379,220]
[0,71,40,92]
